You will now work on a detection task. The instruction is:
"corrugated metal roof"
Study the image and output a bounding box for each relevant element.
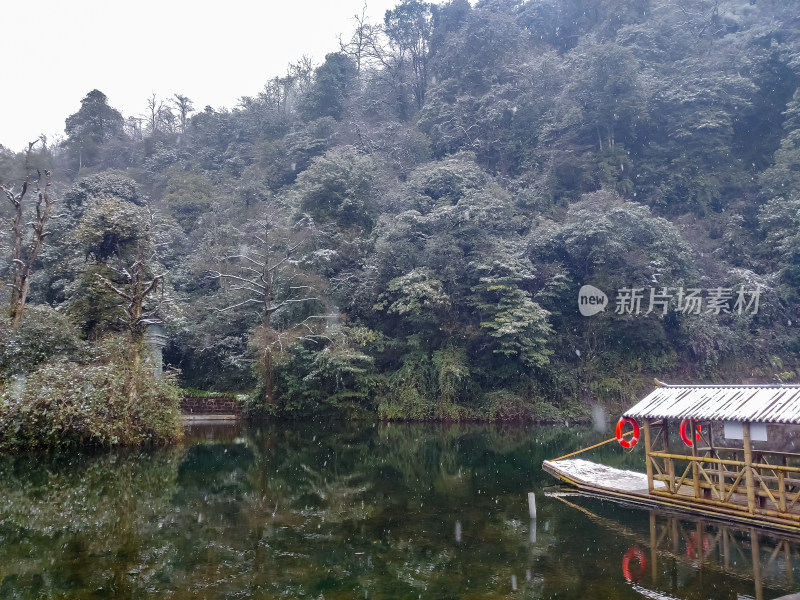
[623,384,800,423]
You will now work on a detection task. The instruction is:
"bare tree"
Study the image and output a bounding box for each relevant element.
[124,116,144,140]
[172,94,194,135]
[208,210,329,404]
[1,141,56,329]
[144,93,164,136]
[339,3,374,77]
[158,104,178,135]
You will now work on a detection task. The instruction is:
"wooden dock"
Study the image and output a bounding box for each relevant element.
[541,383,800,536]
[543,458,800,534]
[543,459,663,504]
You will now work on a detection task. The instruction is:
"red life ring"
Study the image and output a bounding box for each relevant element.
[679,419,702,447]
[685,532,710,559]
[622,546,647,582]
[616,417,640,449]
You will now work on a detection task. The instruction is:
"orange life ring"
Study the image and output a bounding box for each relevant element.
[679,419,702,447]
[622,546,647,582]
[616,417,640,449]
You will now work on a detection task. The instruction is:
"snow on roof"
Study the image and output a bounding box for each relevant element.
[623,384,800,424]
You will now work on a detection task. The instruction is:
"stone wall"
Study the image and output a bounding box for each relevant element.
[180,395,243,415]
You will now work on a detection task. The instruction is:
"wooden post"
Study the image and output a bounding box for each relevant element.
[644,419,654,493]
[779,456,787,514]
[671,517,679,556]
[696,521,704,562]
[743,423,757,515]
[753,450,764,509]
[751,527,763,600]
[664,421,675,494]
[723,527,730,571]
[718,439,727,501]
[650,512,658,582]
[708,421,718,500]
[691,436,701,499]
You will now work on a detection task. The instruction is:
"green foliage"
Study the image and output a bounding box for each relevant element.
[595,145,635,196]
[378,337,477,421]
[469,259,553,368]
[293,146,377,229]
[374,267,450,324]
[64,171,143,212]
[165,326,256,393]
[383,0,435,115]
[0,335,183,451]
[564,42,648,152]
[300,53,358,121]
[75,196,152,262]
[758,194,800,293]
[404,154,488,210]
[431,346,470,406]
[63,90,126,172]
[378,343,438,420]
[530,191,696,287]
[760,90,800,200]
[160,170,216,232]
[484,390,580,423]
[635,60,755,214]
[270,328,377,418]
[675,312,739,368]
[62,263,128,339]
[5,1,800,424]
[0,305,85,382]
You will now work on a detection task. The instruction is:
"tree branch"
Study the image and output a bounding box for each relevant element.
[217,298,264,312]
[95,273,133,301]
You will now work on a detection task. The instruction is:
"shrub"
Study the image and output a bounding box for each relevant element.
[0,305,86,383]
[0,336,183,451]
[267,329,377,419]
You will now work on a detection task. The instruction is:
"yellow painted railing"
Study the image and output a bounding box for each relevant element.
[648,450,800,520]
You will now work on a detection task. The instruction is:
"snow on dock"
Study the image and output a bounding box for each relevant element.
[542,458,664,494]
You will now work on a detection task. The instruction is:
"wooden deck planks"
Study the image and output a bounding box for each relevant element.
[542,458,664,494]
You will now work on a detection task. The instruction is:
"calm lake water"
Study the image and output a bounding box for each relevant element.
[1,421,799,599]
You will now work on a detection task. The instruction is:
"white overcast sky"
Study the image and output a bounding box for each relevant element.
[1,0,444,152]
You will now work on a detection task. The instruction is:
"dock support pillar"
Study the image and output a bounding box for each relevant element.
[649,512,658,582]
[644,419,654,493]
[691,438,700,499]
[751,527,764,600]
[779,456,787,514]
[743,422,756,515]
[664,421,675,494]
[529,491,537,544]
[528,492,536,519]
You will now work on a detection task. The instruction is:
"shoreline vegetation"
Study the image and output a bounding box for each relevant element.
[2,0,800,449]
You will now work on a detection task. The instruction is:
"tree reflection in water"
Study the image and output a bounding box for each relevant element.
[0,421,798,598]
